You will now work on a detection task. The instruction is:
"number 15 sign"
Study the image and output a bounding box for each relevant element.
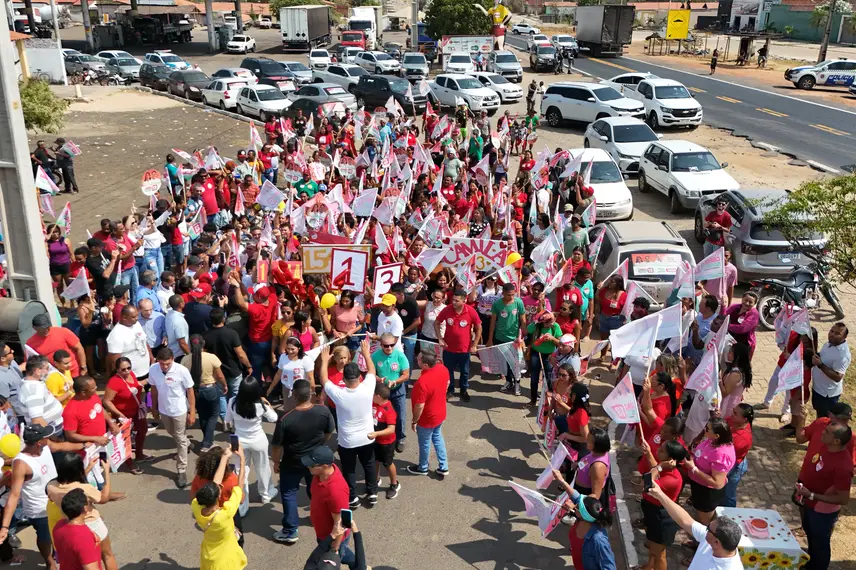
[330,248,369,294]
[372,263,403,304]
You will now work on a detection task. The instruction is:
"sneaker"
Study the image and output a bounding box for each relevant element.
[7,533,21,549]
[779,424,796,432]
[500,381,512,393]
[407,465,429,475]
[446,392,454,402]
[513,384,522,396]
[273,529,299,544]
[395,440,406,453]
[460,390,471,403]
[386,481,401,499]
[753,402,770,411]
[367,494,378,505]
[349,497,361,509]
[436,467,450,478]
[780,413,792,424]
[176,472,188,489]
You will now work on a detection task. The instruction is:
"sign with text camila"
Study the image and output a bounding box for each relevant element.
[301,243,374,274]
[441,238,508,273]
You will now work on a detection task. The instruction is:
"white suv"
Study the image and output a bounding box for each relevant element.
[624,78,702,130]
[785,59,856,90]
[541,82,645,127]
[637,140,740,213]
[354,51,401,74]
[512,23,540,34]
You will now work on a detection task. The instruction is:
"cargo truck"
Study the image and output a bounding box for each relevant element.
[280,5,331,51]
[348,6,387,50]
[574,5,635,57]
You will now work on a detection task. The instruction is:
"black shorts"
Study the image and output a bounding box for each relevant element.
[50,262,70,276]
[689,479,725,513]
[641,499,679,546]
[374,442,395,467]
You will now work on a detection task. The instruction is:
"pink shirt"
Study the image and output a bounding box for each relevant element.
[522,296,552,323]
[688,438,736,487]
[706,263,737,300]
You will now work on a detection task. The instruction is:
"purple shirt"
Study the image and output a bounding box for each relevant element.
[706,262,737,301]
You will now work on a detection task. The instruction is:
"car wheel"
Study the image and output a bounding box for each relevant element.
[184,88,190,99]
[797,76,815,90]
[638,170,650,193]
[513,29,519,34]
[375,67,382,74]
[314,77,323,83]
[220,100,227,110]
[583,138,590,148]
[546,106,562,127]
[647,111,660,130]
[237,104,245,115]
[669,189,683,214]
[596,113,609,120]
[693,213,705,243]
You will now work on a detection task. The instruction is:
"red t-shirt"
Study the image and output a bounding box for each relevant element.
[310,465,350,540]
[598,289,627,317]
[69,260,91,281]
[63,395,107,438]
[372,401,397,445]
[440,185,456,203]
[641,395,672,441]
[201,179,220,215]
[556,315,580,336]
[778,331,801,368]
[803,418,856,471]
[567,407,589,436]
[569,521,585,570]
[436,304,480,353]
[105,373,143,419]
[727,419,753,463]
[642,467,683,506]
[190,472,238,506]
[638,416,665,475]
[27,328,82,376]
[326,366,347,410]
[411,364,449,429]
[704,210,732,246]
[555,285,582,309]
[53,519,102,570]
[104,234,136,271]
[799,442,853,510]
[247,301,278,343]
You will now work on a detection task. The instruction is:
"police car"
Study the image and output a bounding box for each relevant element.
[784,59,856,90]
[144,50,191,70]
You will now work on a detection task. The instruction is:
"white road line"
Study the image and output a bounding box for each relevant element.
[755,142,781,152]
[806,160,841,174]
[621,56,856,118]
[608,421,639,569]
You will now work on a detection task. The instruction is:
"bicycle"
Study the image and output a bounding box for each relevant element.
[18,69,51,82]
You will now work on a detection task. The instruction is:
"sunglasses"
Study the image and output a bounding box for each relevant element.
[382,344,395,348]
[118,367,131,372]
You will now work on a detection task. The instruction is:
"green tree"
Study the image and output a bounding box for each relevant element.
[810,0,852,29]
[424,0,491,38]
[269,0,317,15]
[19,79,67,133]
[762,175,856,286]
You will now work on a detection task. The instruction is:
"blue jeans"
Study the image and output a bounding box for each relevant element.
[134,256,146,278]
[144,247,165,282]
[118,266,139,306]
[402,334,417,382]
[196,384,220,449]
[722,459,748,508]
[389,386,406,443]
[529,351,553,402]
[811,391,840,421]
[801,507,838,570]
[280,467,312,533]
[264,168,277,184]
[416,424,448,472]
[220,375,242,420]
[247,340,272,382]
[443,351,470,394]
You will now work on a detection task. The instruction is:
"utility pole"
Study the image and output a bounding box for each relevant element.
[48,0,67,85]
[80,0,94,52]
[411,0,418,52]
[205,0,216,53]
[818,0,836,63]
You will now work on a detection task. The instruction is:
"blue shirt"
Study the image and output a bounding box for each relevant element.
[136,286,162,313]
[166,163,180,187]
[139,312,166,349]
[582,526,616,570]
[164,310,189,357]
[685,311,717,363]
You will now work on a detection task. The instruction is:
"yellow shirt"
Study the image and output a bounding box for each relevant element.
[192,486,247,570]
[45,370,72,407]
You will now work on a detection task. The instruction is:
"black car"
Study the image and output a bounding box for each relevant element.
[351,75,427,116]
[167,70,211,100]
[383,42,403,60]
[139,63,172,91]
[239,57,297,90]
[530,45,557,72]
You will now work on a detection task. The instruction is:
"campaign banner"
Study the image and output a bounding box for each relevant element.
[105,420,133,472]
[61,140,82,156]
[602,372,641,424]
[301,243,373,274]
[536,442,573,489]
[338,157,357,179]
[441,238,508,272]
[330,248,369,293]
[372,263,403,304]
[283,169,303,185]
[256,181,285,210]
[140,169,162,196]
[776,344,804,394]
[693,247,725,282]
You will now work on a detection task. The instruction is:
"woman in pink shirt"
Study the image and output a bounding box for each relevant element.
[683,417,735,526]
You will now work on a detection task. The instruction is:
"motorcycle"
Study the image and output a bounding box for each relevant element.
[103,73,128,86]
[750,262,846,330]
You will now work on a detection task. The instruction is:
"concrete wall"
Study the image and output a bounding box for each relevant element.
[767,5,846,42]
[22,38,65,83]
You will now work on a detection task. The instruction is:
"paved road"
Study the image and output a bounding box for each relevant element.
[504,34,856,173]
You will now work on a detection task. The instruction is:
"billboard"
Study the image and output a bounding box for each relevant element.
[439,35,494,55]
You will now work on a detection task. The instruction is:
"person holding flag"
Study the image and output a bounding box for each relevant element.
[526,311,562,406]
[594,275,627,365]
[46,224,73,304]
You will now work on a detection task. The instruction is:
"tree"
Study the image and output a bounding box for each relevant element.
[269,0,316,15]
[424,0,492,39]
[19,79,68,133]
[810,0,852,29]
[762,175,856,286]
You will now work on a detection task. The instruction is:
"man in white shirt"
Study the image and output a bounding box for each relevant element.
[373,294,404,352]
[647,482,744,570]
[156,271,176,314]
[0,342,23,409]
[16,356,63,431]
[106,305,154,381]
[319,339,379,508]
[148,347,195,488]
[811,322,851,420]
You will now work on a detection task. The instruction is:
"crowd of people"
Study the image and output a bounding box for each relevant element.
[0,93,850,569]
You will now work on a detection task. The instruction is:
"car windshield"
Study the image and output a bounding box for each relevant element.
[488,74,509,84]
[556,36,574,42]
[182,72,208,82]
[450,55,470,63]
[342,32,363,41]
[257,89,286,101]
[375,53,393,61]
[388,78,411,93]
[78,55,99,62]
[592,87,623,101]
[349,20,372,31]
[622,251,691,281]
[260,61,288,74]
[672,151,721,172]
[160,55,182,63]
[655,85,691,99]
[534,35,547,40]
[324,86,347,95]
[115,59,137,66]
[346,48,361,55]
[457,78,482,90]
[404,54,426,64]
[233,36,248,42]
[496,54,517,63]
[311,51,329,58]
[612,124,657,143]
[348,67,368,76]
[286,62,309,71]
[582,160,623,183]
[537,46,556,55]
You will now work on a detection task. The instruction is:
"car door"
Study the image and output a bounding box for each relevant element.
[445,77,461,106]
[595,121,612,153]
[246,89,261,116]
[573,87,599,122]
[433,76,448,104]
[641,145,664,188]
[626,79,646,103]
[203,80,218,103]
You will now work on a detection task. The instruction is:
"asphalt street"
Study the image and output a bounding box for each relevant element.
[504,34,856,172]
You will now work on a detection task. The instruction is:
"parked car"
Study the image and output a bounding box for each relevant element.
[568,147,634,221]
[602,72,658,94]
[211,67,258,84]
[341,47,362,64]
[280,61,313,84]
[144,51,190,70]
[202,77,254,110]
[623,78,702,130]
[693,189,826,282]
[583,117,661,174]
[527,34,550,51]
[235,85,292,121]
[400,52,429,82]
[239,57,297,92]
[443,53,475,74]
[62,48,82,57]
[541,82,645,127]
[257,16,272,28]
[637,140,739,213]
[354,51,401,74]
[287,82,357,110]
[352,74,428,115]
[469,72,523,103]
[308,49,332,70]
[104,57,141,81]
[512,23,540,34]
[64,54,106,74]
[383,42,403,60]
[167,69,211,100]
[590,221,695,307]
[312,64,368,92]
[96,50,139,64]
[487,50,523,83]
[551,35,578,55]
[226,34,256,54]
[139,62,172,90]
[529,45,557,72]
[785,59,856,89]
[427,73,500,114]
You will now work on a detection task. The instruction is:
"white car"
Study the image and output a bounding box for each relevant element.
[443,53,475,74]
[512,23,540,34]
[624,78,702,130]
[583,117,661,174]
[211,67,258,84]
[354,51,401,74]
[312,64,368,92]
[342,47,362,64]
[470,72,523,103]
[550,35,578,53]
[309,49,332,70]
[144,51,190,70]
[227,35,256,54]
[96,50,140,64]
[257,16,272,28]
[62,48,82,57]
[784,59,856,89]
[602,72,658,94]
[568,148,634,221]
[428,73,500,114]
[202,77,253,110]
[527,34,550,51]
[235,84,292,121]
[637,140,740,213]
[541,81,645,127]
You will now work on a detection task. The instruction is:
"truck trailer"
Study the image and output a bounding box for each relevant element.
[280,5,331,51]
[574,5,635,57]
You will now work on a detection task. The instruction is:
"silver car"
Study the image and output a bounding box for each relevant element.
[487,50,523,83]
[65,54,106,74]
[105,57,141,81]
[280,61,312,84]
[400,52,429,82]
[286,83,357,110]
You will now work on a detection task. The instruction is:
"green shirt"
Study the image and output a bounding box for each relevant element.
[577,279,594,319]
[371,349,409,387]
[527,322,562,354]
[524,115,539,130]
[468,136,484,160]
[490,297,525,343]
[295,179,318,198]
[563,228,590,259]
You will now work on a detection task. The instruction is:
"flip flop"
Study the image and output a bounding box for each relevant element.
[3,554,25,566]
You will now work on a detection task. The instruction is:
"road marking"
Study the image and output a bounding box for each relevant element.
[754,142,781,152]
[806,160,841,174]
[757,107,788,117]
[588,57,635,73]
[687,87,705,93]
[717,96,741,104]
[810,123,850,136]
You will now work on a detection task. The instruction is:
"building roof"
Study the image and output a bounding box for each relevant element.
[209,2,272,15]
[777,0,855,10]
[629,1,719,9]
[9,31,31,40]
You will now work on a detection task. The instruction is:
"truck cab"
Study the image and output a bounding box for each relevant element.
[341,30,367,50]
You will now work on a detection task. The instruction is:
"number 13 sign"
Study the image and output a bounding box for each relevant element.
[372,263,403,304]
[330,248,369,294]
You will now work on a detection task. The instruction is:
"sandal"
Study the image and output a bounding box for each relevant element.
[2,554,25,566]
[129,465,143,475]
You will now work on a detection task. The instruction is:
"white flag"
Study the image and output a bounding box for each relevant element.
[536,443,571,489]
[790,308,811,336]
[35,166,60,194]
[531,229,562,266]
[414,247,448,275]
[602,372,641,424]
[609,307,671,358]
[776,343,804,394]
[694,247,725,282]
[352,188,378,218]
[375,225,390,255]
[508,481,556,535]
[60,269,90,301]
[373,197,396,226]
[685,348,719,393]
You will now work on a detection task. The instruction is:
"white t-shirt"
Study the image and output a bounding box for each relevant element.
[324,373,377,449]
[157,286,174,314]
[422,302,446,340]
[812,340,851,398]
[148,362,194,418]
[225,397,277,441]
[625,348,661,386]
[107,322,150,377]
[377,313,404,351]
[276,354,314,393]
[687,522,744,570]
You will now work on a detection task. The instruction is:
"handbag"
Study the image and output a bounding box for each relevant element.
[125,378,148,421]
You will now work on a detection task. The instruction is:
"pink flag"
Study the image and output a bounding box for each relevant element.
[686,348,719,392]
[456,256,477,293]
[694,246,725,282]
[375,225,391,255]
[581,158,595,186]
[352,219,369,245]
[508,481,556,535]
[602,372,641,424]
[35,166,60,194]
[249,122,263,149]
[414,247,448,275]
[581,200,597,228]
[620,281,640,320]
[55,201,72,235]
[39,193,55,217]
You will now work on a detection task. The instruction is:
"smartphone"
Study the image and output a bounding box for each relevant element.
[340,508,352,529]
[99,451,108,463]
[229,434,239,452]
[643,472,653,492]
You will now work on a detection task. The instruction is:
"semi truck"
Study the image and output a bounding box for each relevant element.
[348,6,387,50]
[280,5,331,51]
[575,5,635,57]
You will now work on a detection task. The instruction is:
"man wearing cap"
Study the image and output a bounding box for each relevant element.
[149,347,195,488]
[165,294,191,358]
[184,283,216,337]
[304,516,369,570]
[229,272,279,380]
[373,294,404,353]
[107,304,153,381]
[27,315,86,378]
[17,356,63,430]
[435,290,481,403]
[371,333,409,451]
[52,137,78,194]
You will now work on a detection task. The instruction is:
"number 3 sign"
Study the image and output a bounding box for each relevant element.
[330,248,369,294]
[372,263,403,304]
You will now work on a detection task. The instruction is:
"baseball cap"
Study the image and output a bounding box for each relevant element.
[380,294,397,306]
[22,424,55,444]
[32,314,51,328]
[564,204,574,213]
[190,283,212,300]
[560,333,577,347]
[300,446,336,468]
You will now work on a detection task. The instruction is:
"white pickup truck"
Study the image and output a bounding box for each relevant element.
[311,64,368,92]
[427,73,500,115]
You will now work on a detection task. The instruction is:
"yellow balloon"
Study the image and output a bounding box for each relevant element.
[0,434,21,459]
[505,252,522,266]
[320,293,337,310]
